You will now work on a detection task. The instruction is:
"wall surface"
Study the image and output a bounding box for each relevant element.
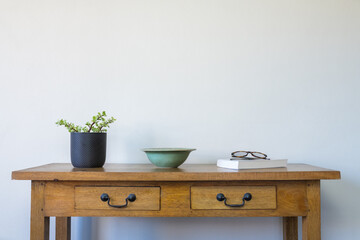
[1,0,359,239]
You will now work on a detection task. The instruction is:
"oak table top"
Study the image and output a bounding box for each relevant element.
[12,163,340,181]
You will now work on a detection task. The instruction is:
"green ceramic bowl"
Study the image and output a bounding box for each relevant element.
[142,148,196,168]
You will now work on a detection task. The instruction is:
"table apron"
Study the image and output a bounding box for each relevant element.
[41,180,310,217]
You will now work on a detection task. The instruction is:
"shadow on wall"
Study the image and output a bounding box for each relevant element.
[72,217,93,240]
[73,217,282,240]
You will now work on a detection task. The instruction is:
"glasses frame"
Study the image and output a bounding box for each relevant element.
[231,151,268,159]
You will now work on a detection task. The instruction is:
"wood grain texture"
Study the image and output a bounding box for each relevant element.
[44,182,75,216]
[31,181,49,240]
[75,186,160,210]
[43,181,308,217]
[12,163,341,181]
[302,181,321,240]
[16,164,338,239]
[56,217,71,240]
[191,186,276,210]
[283,217,298,240]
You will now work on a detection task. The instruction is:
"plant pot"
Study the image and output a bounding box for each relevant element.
[71,132,107,168]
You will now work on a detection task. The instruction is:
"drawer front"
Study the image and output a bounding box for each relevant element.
[75,186,160,210]
[191,186,276,210]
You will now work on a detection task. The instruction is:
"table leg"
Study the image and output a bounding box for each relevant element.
[283,217,298,240]
[31,181,49,240]
[302,180,321,240]
[56,217,71,240]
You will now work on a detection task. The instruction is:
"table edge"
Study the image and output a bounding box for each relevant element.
[12,169,341,181]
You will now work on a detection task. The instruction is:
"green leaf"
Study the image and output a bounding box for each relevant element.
[56,111,115,133]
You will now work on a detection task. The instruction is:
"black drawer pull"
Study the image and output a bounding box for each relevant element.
[216,192,252,207]
[100,193,136,208]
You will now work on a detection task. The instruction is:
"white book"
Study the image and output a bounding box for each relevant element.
[217,159,288,170]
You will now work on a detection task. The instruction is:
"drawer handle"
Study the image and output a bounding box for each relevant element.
[100,193,136,208]
[216,193,252,207]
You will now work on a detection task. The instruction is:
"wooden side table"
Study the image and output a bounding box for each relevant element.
[12,163,340,240]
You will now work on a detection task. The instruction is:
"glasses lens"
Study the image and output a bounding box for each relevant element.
[251,152,267,158]
[232,151,248,157]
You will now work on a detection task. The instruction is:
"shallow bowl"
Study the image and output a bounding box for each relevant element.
[142,148,196,168]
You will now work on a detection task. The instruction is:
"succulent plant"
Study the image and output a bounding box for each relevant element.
[56,111,116,133]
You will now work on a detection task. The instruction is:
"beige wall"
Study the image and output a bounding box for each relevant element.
[1,0,359,239]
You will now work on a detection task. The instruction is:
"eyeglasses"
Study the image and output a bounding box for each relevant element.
[231,151,268,159]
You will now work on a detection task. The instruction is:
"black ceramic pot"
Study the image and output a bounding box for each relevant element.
[71,132,107,168]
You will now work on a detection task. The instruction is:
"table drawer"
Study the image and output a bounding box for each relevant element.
[75,186,160,210]
[191,186,276,210]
